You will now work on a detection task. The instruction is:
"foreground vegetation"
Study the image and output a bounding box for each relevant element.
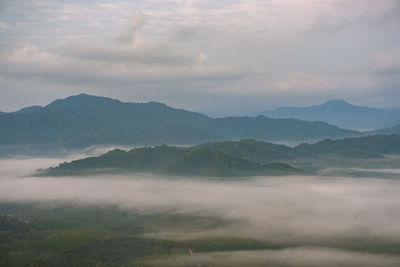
[0,203,296,266]
[2,203,400,266]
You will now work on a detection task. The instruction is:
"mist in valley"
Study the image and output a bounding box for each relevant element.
[1,155,400,266]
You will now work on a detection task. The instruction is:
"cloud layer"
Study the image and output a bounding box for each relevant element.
[0,0,399,114]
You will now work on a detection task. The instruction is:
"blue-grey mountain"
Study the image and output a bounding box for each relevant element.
[0,94,361,150]
[262,99,400,130]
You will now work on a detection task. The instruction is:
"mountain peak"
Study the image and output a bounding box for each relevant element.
[46,94,122,109]
[322,99,352,106]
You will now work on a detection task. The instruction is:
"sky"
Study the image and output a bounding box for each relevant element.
[0,0,399,116]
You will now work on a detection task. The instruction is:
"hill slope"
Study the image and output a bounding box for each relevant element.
[39,144,299,177]
[39,134,400,177]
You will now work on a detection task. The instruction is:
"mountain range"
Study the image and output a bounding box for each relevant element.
[261,99,400,130]
[0,94,367,150]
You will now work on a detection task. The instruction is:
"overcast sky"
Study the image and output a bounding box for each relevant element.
[0,0,399,115]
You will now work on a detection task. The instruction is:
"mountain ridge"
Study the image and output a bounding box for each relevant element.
[0,94,361,150]
[262,99,400,130]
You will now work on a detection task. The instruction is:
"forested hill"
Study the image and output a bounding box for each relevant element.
[38,144,299,177]
[38,135,400,177]
[295,134,400,157]
[0,94,360,149]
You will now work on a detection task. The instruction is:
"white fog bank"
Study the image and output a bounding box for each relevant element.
[1,157,400,244]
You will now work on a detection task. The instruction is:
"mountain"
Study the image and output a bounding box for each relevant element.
[0,94,360,150]
[39,144,299,177]
[15,105,43,114]
[208,115,358,141]
[262,99,400,130]
[0,94,219,148]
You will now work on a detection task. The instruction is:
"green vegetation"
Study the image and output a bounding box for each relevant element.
[296,134,400,156]
[38,135,400,177]
[2,203,400,266]
[0,203,297,267]
[39,143,299,177]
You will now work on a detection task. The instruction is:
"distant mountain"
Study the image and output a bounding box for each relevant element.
[262,99,400,130]
[208,115,358,141]
[0,94,360,149]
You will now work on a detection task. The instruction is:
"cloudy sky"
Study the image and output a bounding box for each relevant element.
[0,0,399,115]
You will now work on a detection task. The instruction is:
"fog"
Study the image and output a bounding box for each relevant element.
[143,248,400,267]
[1,156,400,265]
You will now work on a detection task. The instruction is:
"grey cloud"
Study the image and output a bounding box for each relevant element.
[172,25,200,40]
[0,0,399,113]
[117,11,148,43]
[306,0,400,36]
[58,44,194,65]
[0,41,243,91]
[374,1,400,25]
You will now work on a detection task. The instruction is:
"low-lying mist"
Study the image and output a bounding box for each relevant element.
[142,248,400,267]
[1,155,400,266]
